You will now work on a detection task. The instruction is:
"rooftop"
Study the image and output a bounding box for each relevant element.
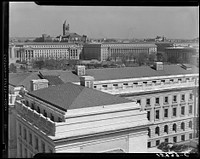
[28,82,131,111]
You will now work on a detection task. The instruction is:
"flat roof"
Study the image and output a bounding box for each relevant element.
[28,82,131,111]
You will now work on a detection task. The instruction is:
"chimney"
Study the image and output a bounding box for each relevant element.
[75,65,86,76]
[80,76,94,88]
[153,62,164,70]
[30,79,49,91]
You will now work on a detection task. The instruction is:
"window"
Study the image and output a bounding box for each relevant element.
[23,128,27,140]
[43,110,47,117]
[181,94,185,101]
[146,98,150,105]
[181,122,185,131]
[58,117,62,122]
[155,97,159,104]
[173,123,177,132]
[41,141,45,153]
[102,85,107,88]
[93,86,97,89]
[123,83,128,86]
[19,143,22,157]
[148,128,151,137]
[35,136,39,150]
[164,97,168,103]
[155,110,159,119]
[181,106,185,115]
[113,84,118,87]
[164,108,168,118]
[189,121,192,128]
[50,114,54,121]
[172,107,177,117]
[147,111,150,121]
[31,103,34,110]
[156,140,160,146]
[173,136,177,143]
[173,95,177,102]
[29,132,32,145]
[148,142,151,148]
[155,126,160,136]
[137,99,141,104]
[181,135,185,141]
[24,148,27,158]
[164,125,168,134]
[189,133,193,139]
[165,138,169,143]
[37,106,40,113]
[189,94,193,100]
[189,105,193,114]
[19,124,22,136]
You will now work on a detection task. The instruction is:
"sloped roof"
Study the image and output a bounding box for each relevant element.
[28,82,131,111]
[9,72,40,91]
[42,75,64,85]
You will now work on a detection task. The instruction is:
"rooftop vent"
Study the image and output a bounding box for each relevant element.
[181,64,192,70]
[153,62,163,71]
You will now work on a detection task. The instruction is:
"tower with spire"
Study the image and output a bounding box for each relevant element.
[63,20,69,36]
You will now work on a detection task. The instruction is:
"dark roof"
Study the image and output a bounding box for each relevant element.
[42,75,64,85]
[9,72,40,91]
[28,83,131,111]
[84,64,199,81]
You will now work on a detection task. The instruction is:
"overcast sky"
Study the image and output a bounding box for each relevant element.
[9,2,199,39]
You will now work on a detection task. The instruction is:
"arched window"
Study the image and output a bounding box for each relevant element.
[31,103,34,110]
[50,114,54,121]
[181,122,185,131]
[43,110,47,117]
[173,123,177,132]
[164,125,168,134]
[189,121,192,128]
[155,126,160,136]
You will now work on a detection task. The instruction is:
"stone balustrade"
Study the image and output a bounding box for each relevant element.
[15,101,56,136]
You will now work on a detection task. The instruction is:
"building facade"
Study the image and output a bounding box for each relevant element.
[9,42,82,63]
[82,43,157,61]
[14,82,148,157]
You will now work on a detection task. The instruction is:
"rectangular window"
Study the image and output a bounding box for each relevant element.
[155,97,159,104]
[20,143,22,157]
[29,132,32,145]
[181,94,185,101]
[24,148,27,158]
[181,135,185,141]
[189,94,193,100]
[164,108,168,118]
[173,136,177,143]
[189,105,193,114]
[23,128,27,140]
[155,110,159,119]
[156,140,160,146]
[181,106,185,115]
[123,83,128,85]
[102,85,107,88]
[113,84,118,87]
[146,98,150,105]
[35,136,39,150]
[41,141,45,153]
[147,111,150,121]
[164,97,168,103]
[137,99,141,104]
[173,107,177,117]
[19,124,22,136]
[165,138,169,143]
[148,142,151,148]
[189,133,193,139]
[173,95,177,102]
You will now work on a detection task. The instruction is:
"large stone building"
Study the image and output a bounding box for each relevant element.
[82,43,157,62]
[8,42,82,63]
[9,62,199,156]
[12,80,148,157]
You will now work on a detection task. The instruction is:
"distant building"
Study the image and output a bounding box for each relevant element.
[82,43,157,62]
[165,46,197,64]
[9,42,82,63]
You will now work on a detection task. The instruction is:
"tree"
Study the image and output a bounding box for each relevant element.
[9,63,17,73]
[138,52,149,66]
[33,60,45,69]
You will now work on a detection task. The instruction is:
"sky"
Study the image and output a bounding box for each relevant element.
[9,2,199,39]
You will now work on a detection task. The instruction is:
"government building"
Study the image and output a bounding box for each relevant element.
[82,43,157,61]
[11,80,148,157]
[9,62,199,156]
